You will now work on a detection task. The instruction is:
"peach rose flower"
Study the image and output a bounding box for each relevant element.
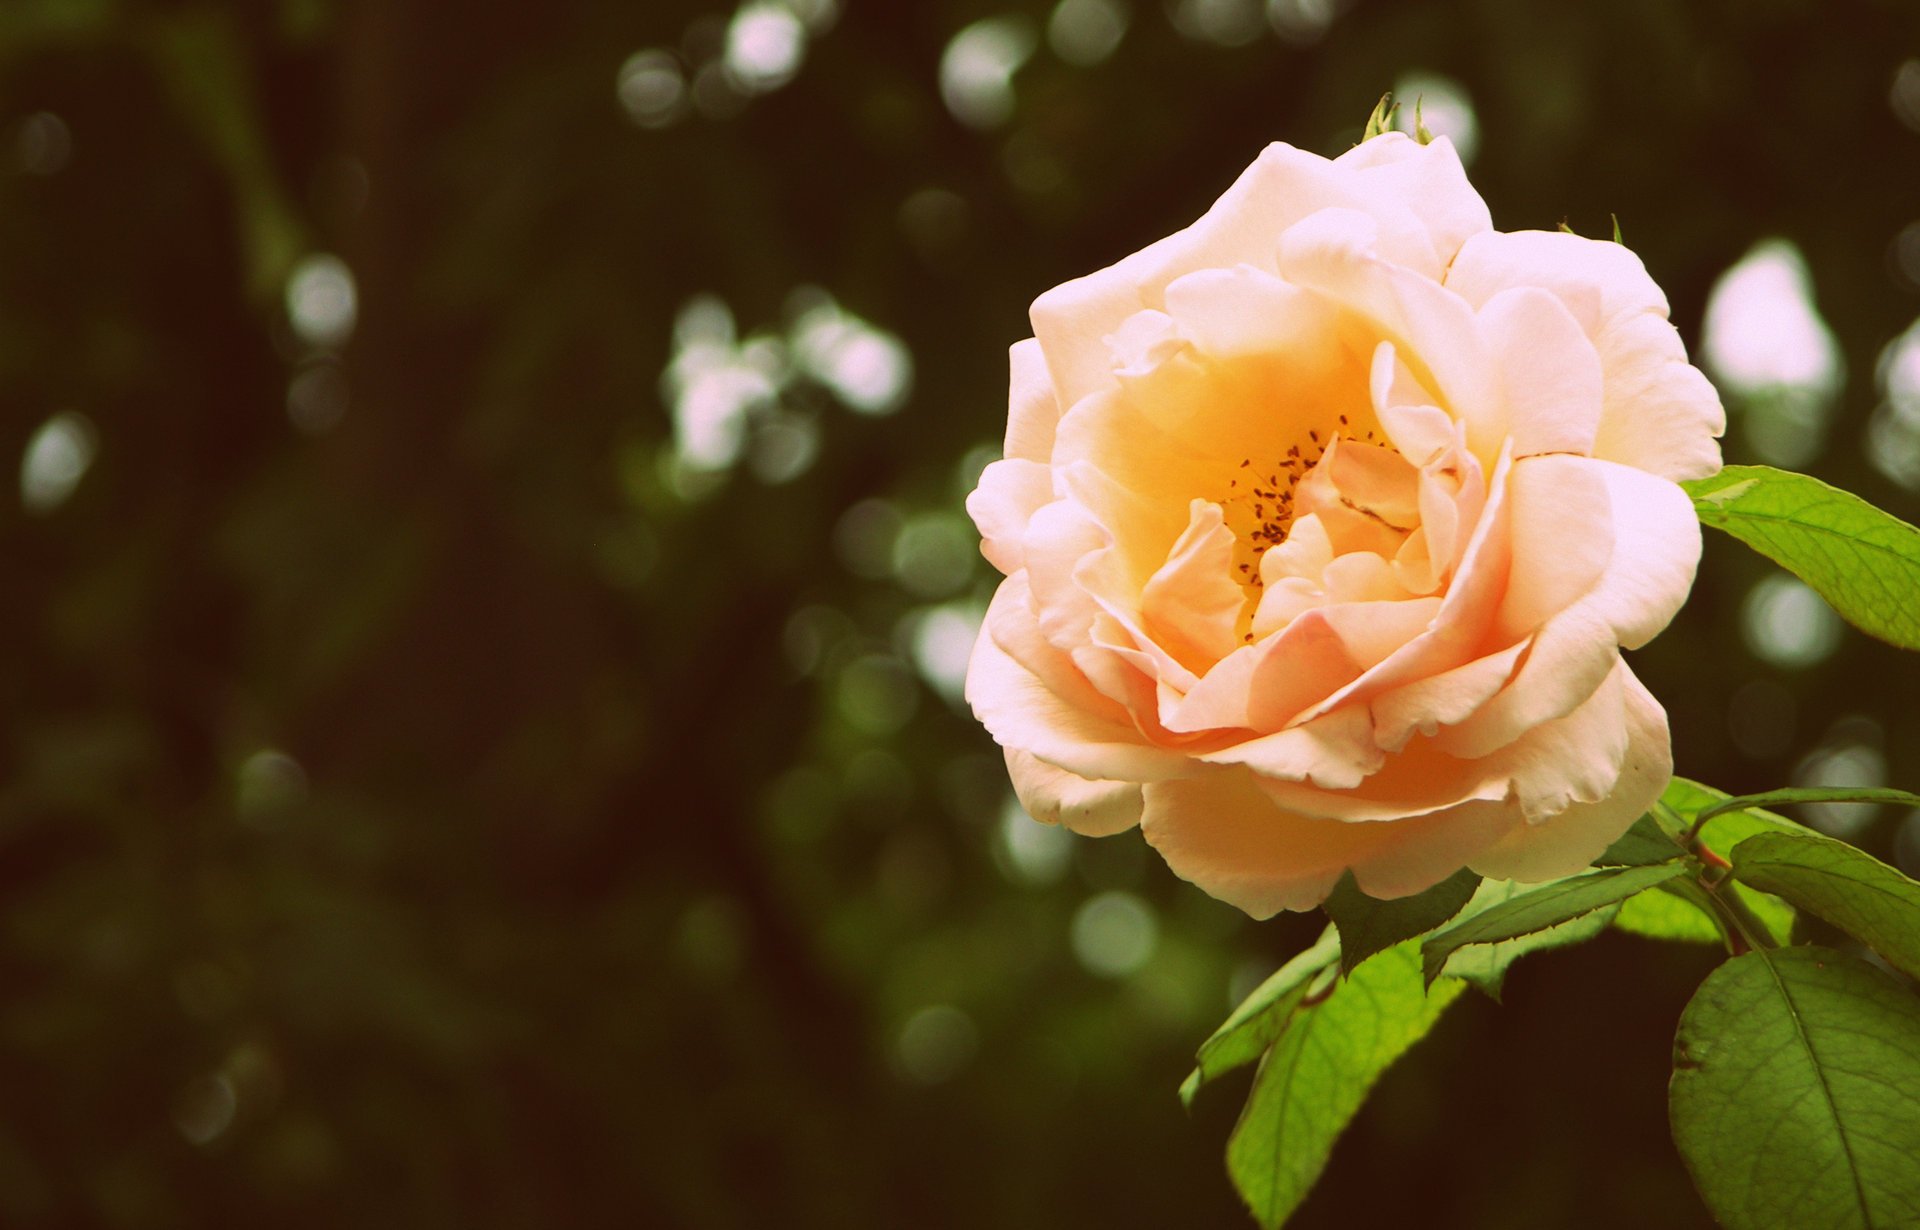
[965,133,1724,917]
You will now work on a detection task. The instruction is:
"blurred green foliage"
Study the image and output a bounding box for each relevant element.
[2,0,1919,1225]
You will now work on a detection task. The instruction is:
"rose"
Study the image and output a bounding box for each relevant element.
[964,133,1724,918]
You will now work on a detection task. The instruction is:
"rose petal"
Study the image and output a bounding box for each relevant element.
[1477,285,1605,460]
[966,458,1055,575]
[1141,499,1247,674]
[1140,766,1515,917]
[1469,665,1671,882]
[1005,748,1145,837]
[1005,337,1062,463]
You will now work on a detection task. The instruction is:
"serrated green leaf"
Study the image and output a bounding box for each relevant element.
[1323,868,1479,975]
[1684,464,1920,651]
[1596,812,1686,867]
[1425,877,1617,998]
[1612,882,1723,945]
[1732,831,1920,981]
[1670,946,1920,1230]
[1181,928,1340,1107]
[1226,943,1462,1229]
[1422,864,1687,987]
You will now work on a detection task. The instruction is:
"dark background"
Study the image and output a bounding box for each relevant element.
[3,0,1919,1226]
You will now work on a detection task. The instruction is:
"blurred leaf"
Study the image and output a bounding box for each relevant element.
[1731,831,1920,981]
[1322,868,1478,976]
[1670,947,1920,1230]
[1422,865,1687,989]
[1226,942,1462,1230]
[1685,465,1920,651]
[1181,927,1339,1108]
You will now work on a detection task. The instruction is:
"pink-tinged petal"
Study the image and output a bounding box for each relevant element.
[1477,285,1605,459]
[1028,143,1376,408]
[1490,659,1631,821]
[1492,454,1614,644]
[967,579,1191,782]
[1021,498,1109,651]
[1162,264,1320,359]
[1289,444,1514,727]
[1161,612,1361,734]
[1255,735,1511,822]
[1589,310,1726,482]
[1197,703,1384,789]
[1004,337,1062,463]
[1428,605,1616,762]
[1433,456,1700,758]
[966,458,1055,576]
[1140,766,1515,917]
[1334,133,1492,275]
[1445,229,1649,323]
[1576,458,1702,650]
[1005,748,1144,837]
[1141,499,1246,674]
[1444,229,1723,482]
[1369,637,1529,751]
[1319,596,1444,671]
[1279,213,1503,460]
[1469,666,1671,882]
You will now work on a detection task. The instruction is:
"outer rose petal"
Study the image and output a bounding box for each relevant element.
[968,577,1191,782]
[1446,229,1725,482]
[1005,749,1144,837]
[1140,767,1514,918]
[1004,337,1062,463]
[1469,665,1671,881]
[966,458,1053,575]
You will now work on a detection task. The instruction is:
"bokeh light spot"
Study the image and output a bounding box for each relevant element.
[1048,0,1129,67]
[20,410,96,515]
[997,797,1073,885]
[940,17,1038,130]
[1702,239,1843,467]
[1740,575,1843,669]
[285,253,358,350]
[895,1005,979,1084]
[1071,890,1158,977]
[617,49,687,128]
[724,2,807,94]
[1392,71,1478,164]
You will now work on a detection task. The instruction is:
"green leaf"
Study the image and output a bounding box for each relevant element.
[1421,864,1687,987]
[1226,943,1462,1229]
[1684,464,1920,651]
[1669,946,1920,1230]
[1610,212,1624,244]
[1612,882,1723,945]
[1595,811,1686,867]
[1322,868,1479,975]
[1361,93,1398,142]
[1180,928,1340,1107]
[1691,786,1920,829]
[1418,878,1615,998]
[1732,831,1920,981]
